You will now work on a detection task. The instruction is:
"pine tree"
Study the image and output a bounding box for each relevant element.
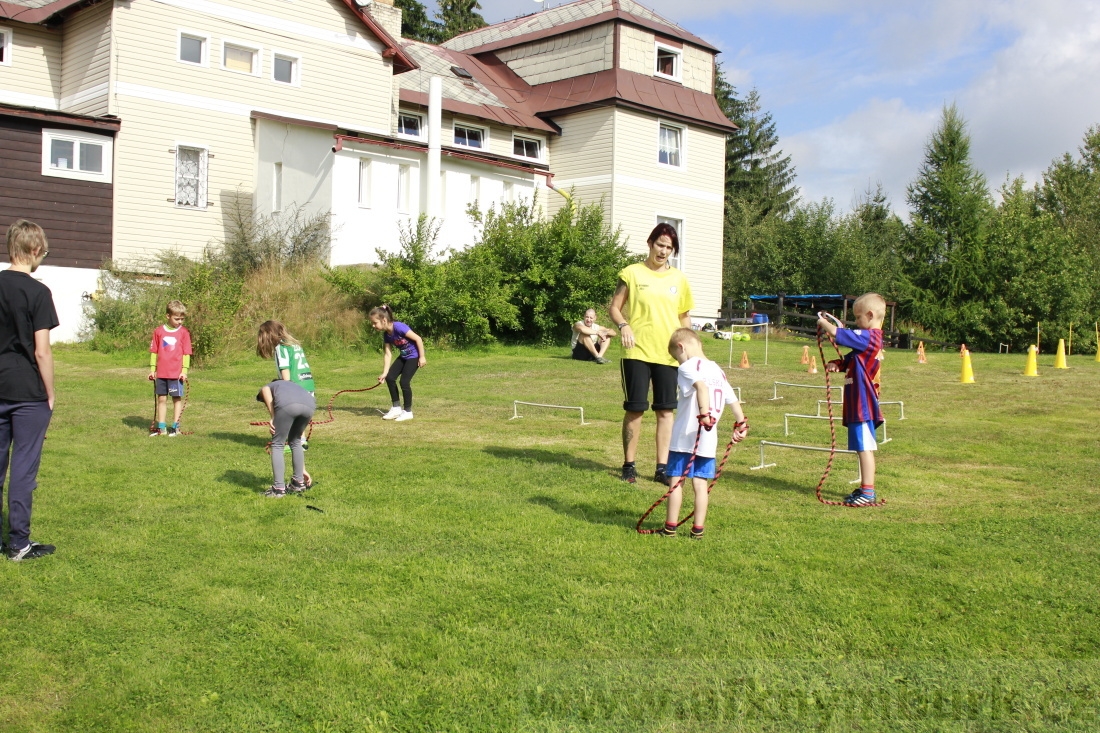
[902,104,993,342]
[436,0,487,41]
[394,0,443,42]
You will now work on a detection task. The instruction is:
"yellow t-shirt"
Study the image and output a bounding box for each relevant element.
[618,262,694,366]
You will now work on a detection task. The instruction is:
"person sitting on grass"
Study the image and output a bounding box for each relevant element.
[571,308,616,364]
[148,300,192,437]
[817,293,886,507]
[657,328,748,539]
[257,379,315,498]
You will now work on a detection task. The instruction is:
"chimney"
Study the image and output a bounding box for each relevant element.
[364,0,402,41]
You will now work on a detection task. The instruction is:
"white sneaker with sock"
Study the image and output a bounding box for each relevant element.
[395,411,414,422]
[382,406,402,420]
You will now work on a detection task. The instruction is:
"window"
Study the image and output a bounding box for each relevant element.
[222,41,260,75]
[655,43,681,81]
[272,51,299,85]
[178,31,207,66]
[469,175,480,205]
[397,165,410,213]
[397,112,422,137]
[0,27,12,67]
[175,145,208,209]
[658,123,683,167]
[273,162,283,213]
[503,180,514,204]
[513,136,541,160]
[358,159,372,208]
[41,129,113,183]
[657,215,683,270]
[453,123,485,149]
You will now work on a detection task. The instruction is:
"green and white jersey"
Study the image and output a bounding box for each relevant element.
[275,343,315,394]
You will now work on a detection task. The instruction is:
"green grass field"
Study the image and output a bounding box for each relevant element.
[2,336,1100,731]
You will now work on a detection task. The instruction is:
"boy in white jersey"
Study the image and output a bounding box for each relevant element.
[658,328,749,538]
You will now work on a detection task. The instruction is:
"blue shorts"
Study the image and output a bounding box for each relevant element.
[666,450,716,480]
[847,421,878,452]
[154,378,185,397]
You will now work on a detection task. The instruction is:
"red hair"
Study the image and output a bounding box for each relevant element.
[647,223,679,254]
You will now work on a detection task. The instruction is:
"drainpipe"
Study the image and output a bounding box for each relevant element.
[427,76,442,219]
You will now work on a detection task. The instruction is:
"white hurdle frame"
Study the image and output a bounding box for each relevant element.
[510,401,589,425]
[816,399,906,420]
[749,440,863,484]
[725,322,769,369]
[768,381,829,401]
[783,414,890,444]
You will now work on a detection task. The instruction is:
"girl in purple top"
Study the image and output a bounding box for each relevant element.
[370,305,427,422]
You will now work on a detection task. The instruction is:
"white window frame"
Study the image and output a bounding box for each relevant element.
[0,27,12,67]
[221,39,262,76]
[657,120,686,170]
[511,134,543,162]
[271,49,301,86]
[273,161,283,213]
[358,158,372,209]
[452,120,488,150]
[174,143,209,211]
[654,42,682,82]
[177,29,209,67]
[396,111,425,140]
[397,164,411,214]
[656,214,685,270]
[41,129,113,183]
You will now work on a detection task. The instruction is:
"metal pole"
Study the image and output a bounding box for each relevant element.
[764,321,769,366]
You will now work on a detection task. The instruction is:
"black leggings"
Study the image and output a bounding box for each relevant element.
[386,357,419,411]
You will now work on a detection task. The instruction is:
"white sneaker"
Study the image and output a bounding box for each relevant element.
[382,407,402,420]
[395,411,414,422]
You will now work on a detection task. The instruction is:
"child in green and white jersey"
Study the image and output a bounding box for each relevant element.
[257,320,315,450]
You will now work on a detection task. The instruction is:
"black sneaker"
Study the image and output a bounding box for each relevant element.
[287,478,308,494]
[167,426,179,437]
[654,468,671,486]
[657,525,677,537]
[264,486,286,498]
[620,464,637,483]
[7,541,56,561]
[690,527,705,540]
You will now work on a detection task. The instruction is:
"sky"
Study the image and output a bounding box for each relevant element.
[425,0,1100,216]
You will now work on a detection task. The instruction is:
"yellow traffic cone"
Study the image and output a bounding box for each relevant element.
[917,342,927,364]
[808,356,818,375]
[1024,344,1038,377]
[960,348,975,383]
[739,351,751,369]
[1054,339,1068,369]
[800,345,810,365]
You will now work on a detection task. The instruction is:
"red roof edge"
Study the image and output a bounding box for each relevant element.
[0,0,91,24]
[0,101,121,132]
[338,0,420,74]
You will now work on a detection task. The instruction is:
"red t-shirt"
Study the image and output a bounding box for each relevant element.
[149,325,192,379]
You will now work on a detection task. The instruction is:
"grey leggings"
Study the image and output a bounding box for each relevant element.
[270,402,313,488]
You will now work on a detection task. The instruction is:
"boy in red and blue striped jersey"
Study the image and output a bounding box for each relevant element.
[817,293,886,506]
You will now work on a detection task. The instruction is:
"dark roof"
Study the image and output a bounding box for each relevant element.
[525,68,737,133]
[0,100,120,131]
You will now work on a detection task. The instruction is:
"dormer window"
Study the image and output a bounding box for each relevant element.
[398,112,422,137]
[454,122,485,149]
[655,43,681,81]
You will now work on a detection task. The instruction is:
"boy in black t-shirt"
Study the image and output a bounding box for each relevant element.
[0,220,58,561]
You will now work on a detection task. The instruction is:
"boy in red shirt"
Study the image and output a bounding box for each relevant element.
[148,300,192,436]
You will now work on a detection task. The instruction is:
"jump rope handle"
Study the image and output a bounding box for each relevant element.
[817,311,843,328]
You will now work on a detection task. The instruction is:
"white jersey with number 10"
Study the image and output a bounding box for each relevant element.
[669,357,737,459]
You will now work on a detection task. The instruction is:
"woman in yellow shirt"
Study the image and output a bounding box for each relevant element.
[608,223,694,485]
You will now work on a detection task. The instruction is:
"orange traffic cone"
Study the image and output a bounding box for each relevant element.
[800,345,810,365]
[739,351,751,369]
[917,341,927,364]
[808,356,818,374]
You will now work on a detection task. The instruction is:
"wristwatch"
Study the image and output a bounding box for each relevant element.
[617,322,629,329]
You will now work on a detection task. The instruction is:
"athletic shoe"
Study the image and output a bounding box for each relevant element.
[149,429,165,437]
[7,541,55,561]
[264,486,287,498]
[620,464,637,483]
[382,407,402,420]
[395,411,414,422]
[843,491,876,507]
[595,357,610,364]
[167,426,179,437]
[654,468,671,486]
[656,525,677,537]
[287,478,308,494]
[690,527,705,540]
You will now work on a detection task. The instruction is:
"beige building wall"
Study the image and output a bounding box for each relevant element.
[618,24,714,95]
[0,22,61,109]
[610,108,725,319]
[107,0,399,264]
[60,1,112,116]
[495,22,613,86]
[546,107,615,221]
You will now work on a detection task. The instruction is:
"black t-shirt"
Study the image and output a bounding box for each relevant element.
[0,269,59,402]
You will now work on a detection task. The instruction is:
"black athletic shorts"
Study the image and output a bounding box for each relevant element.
[620,358,677,412]
[153,377,185,397]
[571,341,597,361]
